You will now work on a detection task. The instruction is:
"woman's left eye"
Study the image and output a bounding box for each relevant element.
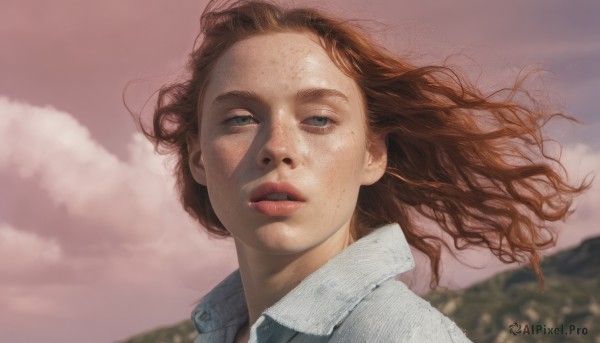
[226,115,256,126]
[306,116,331,127]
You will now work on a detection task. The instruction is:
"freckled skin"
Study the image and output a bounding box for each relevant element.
[188,31,387,256]
[188,33,380,254]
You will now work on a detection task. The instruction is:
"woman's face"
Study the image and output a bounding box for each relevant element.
[188,31,387,255]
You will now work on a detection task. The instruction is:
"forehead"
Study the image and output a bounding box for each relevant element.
[202,31,362,108]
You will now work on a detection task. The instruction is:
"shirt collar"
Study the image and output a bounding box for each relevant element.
[192,222,415,336]
[192,268,247,335]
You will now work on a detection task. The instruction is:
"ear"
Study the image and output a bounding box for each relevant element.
[186,134,207,186]
[361,133,387,186]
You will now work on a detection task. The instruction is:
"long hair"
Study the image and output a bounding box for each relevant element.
[133,0,591,290]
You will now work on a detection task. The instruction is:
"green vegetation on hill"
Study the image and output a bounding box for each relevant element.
[118,236,600,343]
[425,236,600,343]
[116,320,196,343]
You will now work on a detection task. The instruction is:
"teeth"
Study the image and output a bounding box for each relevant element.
[264,193,291,201]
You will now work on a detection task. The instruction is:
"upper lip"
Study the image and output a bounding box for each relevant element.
[250,181,306,202]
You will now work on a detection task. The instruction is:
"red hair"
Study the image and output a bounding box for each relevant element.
[133,0,591,290]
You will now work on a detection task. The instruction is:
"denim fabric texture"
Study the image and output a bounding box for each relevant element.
[192,223,474,342]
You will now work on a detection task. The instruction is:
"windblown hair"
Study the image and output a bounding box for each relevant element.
[135,0,591,290]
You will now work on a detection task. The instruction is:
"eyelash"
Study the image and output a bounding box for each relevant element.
[224,114,335,132]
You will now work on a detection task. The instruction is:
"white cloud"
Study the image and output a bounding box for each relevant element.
[0,97,235,287]
[0,96,219,251]
[553,144,600,243]
[0,96,237,340]
[0,223,62,274]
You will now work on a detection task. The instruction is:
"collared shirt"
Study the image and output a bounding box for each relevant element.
[192,223,473,342]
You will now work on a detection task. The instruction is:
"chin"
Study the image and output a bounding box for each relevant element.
[251,224,312,255]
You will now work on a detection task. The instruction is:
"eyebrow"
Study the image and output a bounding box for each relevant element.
[210,87,350,107]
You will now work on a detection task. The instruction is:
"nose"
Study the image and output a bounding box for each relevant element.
[256,120,298,169]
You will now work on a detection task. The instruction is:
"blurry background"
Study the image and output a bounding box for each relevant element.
[1,1,598,342]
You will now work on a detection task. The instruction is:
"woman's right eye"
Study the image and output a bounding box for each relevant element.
[226,115,257,126]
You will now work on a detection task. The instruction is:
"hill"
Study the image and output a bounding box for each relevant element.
[424,235,600,343]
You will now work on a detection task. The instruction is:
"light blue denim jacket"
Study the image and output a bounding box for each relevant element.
[192,223,473,342]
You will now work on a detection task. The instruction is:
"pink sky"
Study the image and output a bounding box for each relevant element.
[1,1,599,342]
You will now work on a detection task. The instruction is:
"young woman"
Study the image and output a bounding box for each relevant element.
[137,0,590,341]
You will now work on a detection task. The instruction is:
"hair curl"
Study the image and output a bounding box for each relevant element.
[132,0,591,290]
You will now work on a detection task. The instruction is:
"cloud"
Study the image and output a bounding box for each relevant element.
[0,96,238,278]
[556,144,600,233]
[0,96,237,342]
[0,96,224,253]
[0,223,62,276]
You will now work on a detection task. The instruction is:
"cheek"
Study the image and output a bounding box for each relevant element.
[345,134,368,170]
[321,131,366,178]
[201,139,246,194]
[202,141,247,220]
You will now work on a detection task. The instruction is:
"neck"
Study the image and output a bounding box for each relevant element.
[234,225,354,327]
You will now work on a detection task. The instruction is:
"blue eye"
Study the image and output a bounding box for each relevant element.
[308,116,331,127]
[227,115,256,126]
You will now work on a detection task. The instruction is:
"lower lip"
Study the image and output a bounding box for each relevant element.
[249,201,305,216]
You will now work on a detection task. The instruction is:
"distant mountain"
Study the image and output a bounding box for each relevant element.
[117,235,600,343]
